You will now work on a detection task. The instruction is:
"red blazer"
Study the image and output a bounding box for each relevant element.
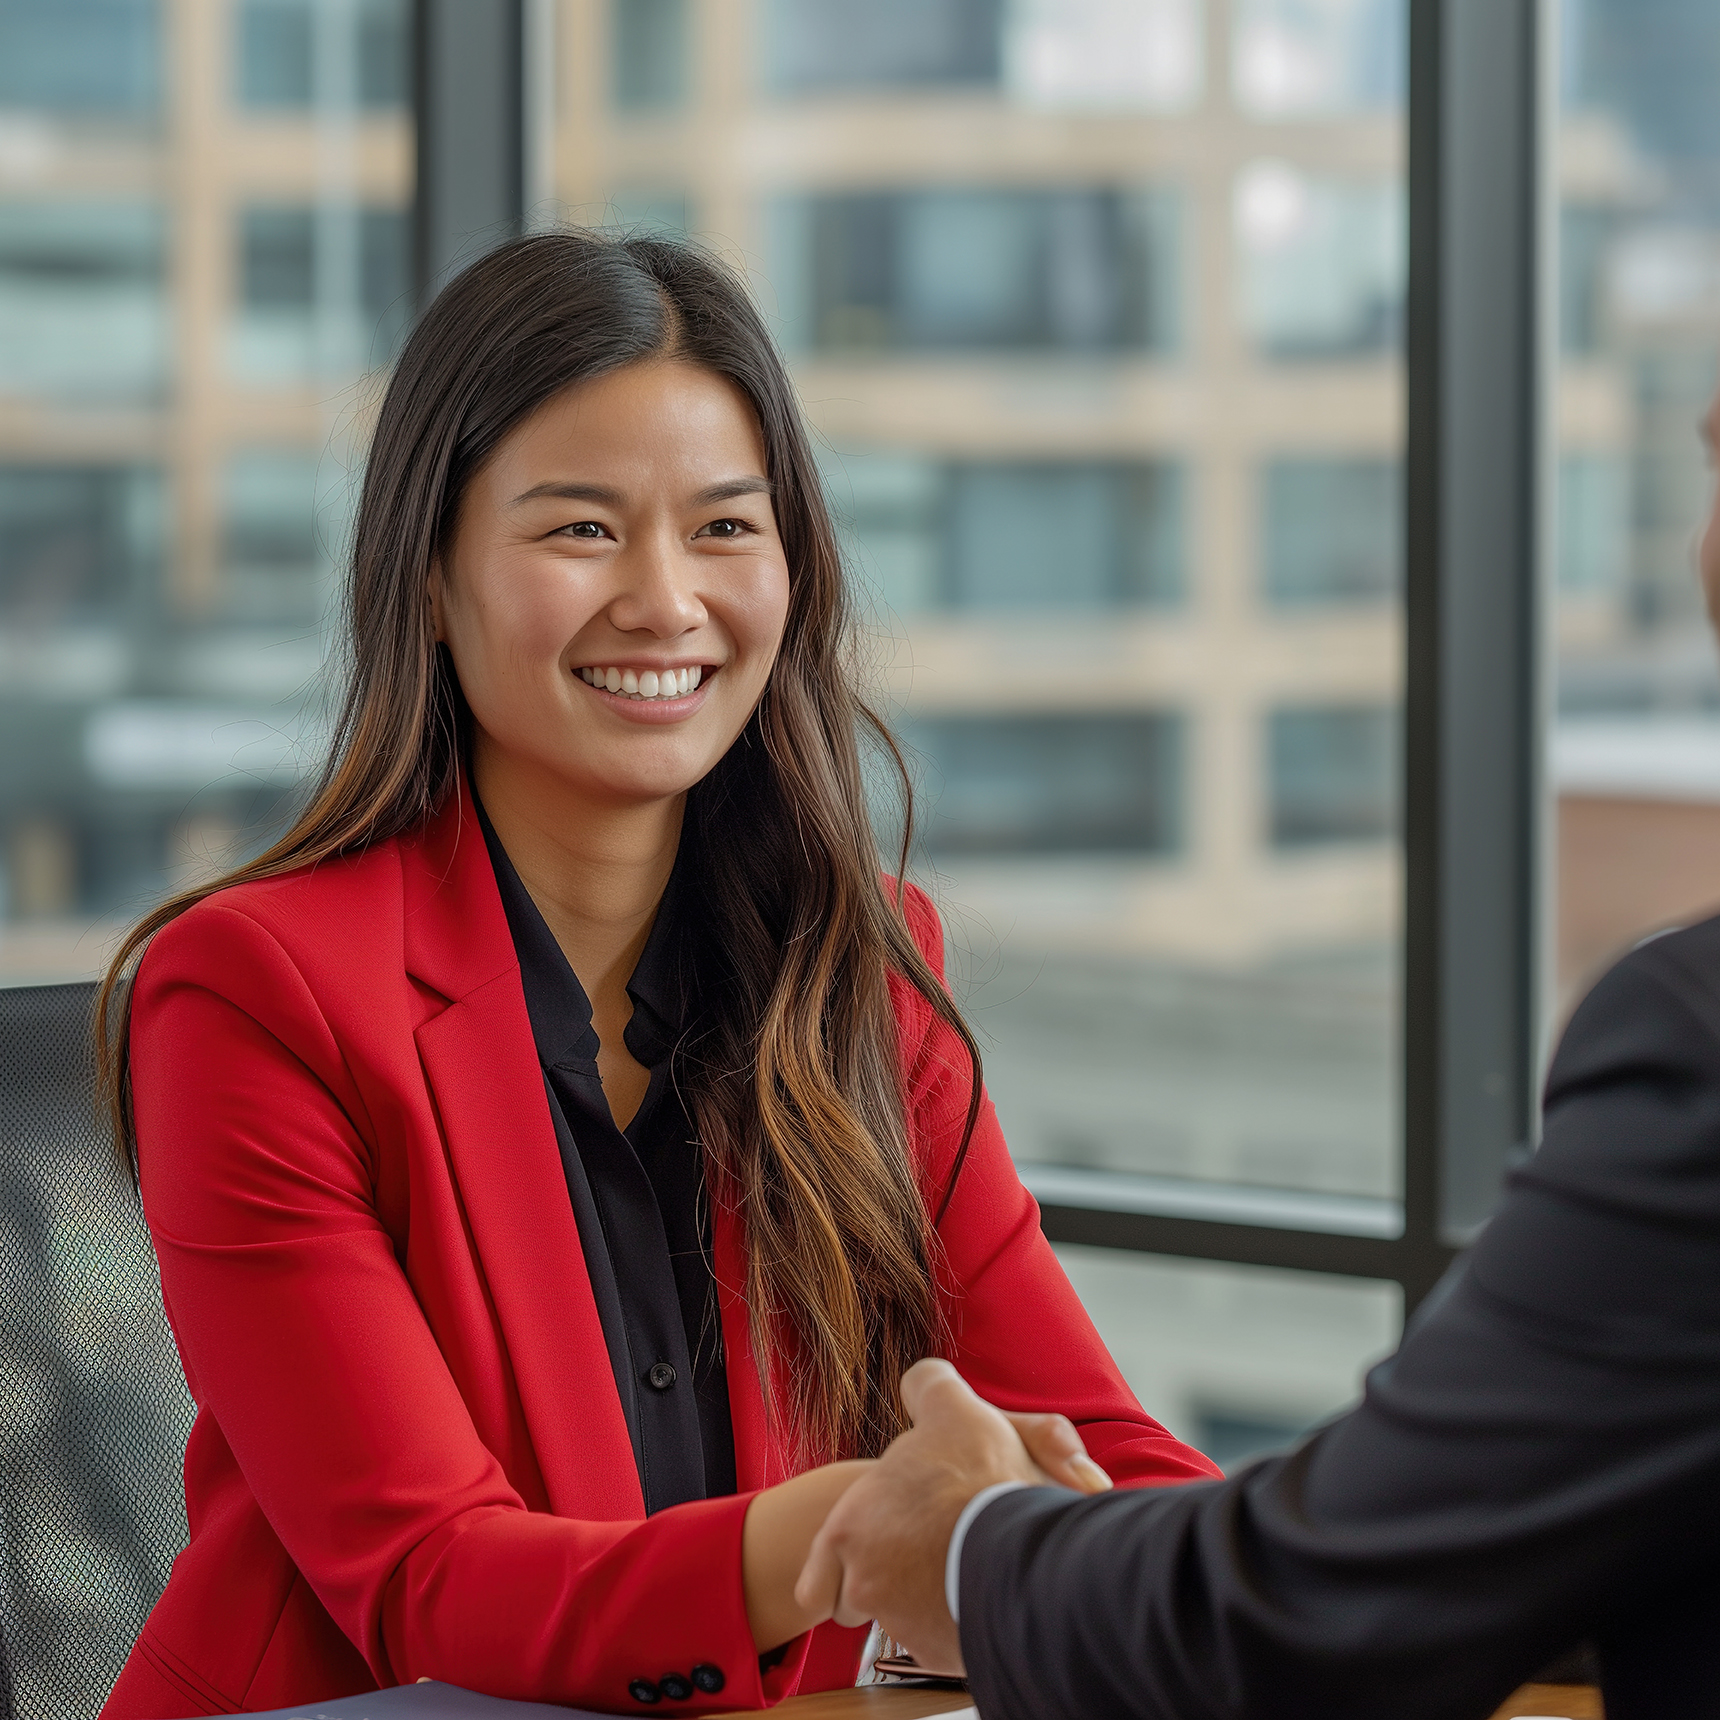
[103,787,1219,1718]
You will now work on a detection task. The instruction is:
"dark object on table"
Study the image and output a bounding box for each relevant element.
[871,1656,967,1692]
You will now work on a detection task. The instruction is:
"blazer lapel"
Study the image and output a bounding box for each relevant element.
[404,784,643,1521]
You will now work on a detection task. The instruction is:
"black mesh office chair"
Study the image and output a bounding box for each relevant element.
[0,982,195,1720]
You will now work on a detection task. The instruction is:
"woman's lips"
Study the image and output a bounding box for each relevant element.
[579,663,704,700]
[574,662,717,721]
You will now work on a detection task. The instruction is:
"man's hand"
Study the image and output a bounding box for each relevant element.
[795,1360,1111,1674]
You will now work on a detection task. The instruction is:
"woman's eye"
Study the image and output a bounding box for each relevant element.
[559,520,607,540]
[697,517,749,539]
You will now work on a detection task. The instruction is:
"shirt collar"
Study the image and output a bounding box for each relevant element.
[472,788,689,1074]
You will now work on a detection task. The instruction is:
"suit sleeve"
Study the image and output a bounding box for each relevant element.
[132,905,798,1711]
[956,927,1720,1720]
[894,884,1220,1489]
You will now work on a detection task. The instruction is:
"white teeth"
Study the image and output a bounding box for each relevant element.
[581,665,707,700]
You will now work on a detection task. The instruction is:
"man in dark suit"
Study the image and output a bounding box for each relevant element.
[796,397,1720,1718]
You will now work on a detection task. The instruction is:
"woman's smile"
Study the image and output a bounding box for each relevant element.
[575,660,716,722]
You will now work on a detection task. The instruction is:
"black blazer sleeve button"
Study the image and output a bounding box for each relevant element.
[629,1680,662,1704]
[691,1664,725,1694]
[659,1674,693,1701]
[647,1360,678,1391]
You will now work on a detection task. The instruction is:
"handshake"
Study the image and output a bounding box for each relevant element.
[790,1359,1115,1676]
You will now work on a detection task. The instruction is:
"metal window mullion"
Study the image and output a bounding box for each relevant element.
[1404,0,1546,1257]
[412,0,526,310]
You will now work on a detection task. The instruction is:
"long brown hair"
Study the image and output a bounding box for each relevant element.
[96,230,982,1463]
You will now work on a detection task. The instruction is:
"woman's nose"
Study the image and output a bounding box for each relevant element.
[607,530,708,636]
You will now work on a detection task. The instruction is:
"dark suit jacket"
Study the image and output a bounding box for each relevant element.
[960,917,1720,1720]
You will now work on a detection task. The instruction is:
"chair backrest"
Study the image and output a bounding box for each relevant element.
[0,982,194,1720]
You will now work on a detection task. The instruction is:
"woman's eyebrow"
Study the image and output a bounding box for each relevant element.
[508,480,626,508]
[506,476,772,508]
[692,477,773,504]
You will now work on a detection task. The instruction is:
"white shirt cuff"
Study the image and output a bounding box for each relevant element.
[944,1481,1027,1625]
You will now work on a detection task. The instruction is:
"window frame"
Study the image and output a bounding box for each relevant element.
[411,0,1549,1315]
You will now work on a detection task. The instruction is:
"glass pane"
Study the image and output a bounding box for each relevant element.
[551,0,1405,1235]
[1554,2,1720,1013]
[1057,1247,1399,1471]
[0,0,412,981]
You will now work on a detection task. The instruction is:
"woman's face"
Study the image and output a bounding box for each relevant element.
[436,359,791,813]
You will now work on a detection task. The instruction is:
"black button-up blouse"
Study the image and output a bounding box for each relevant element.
[476,799,738,1513]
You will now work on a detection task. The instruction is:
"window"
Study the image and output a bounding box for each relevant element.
[763,0,1002,94]
[1554,0,1720,1004]
[236,0,408,109]
[612,0,689,109]
[1004,0,1204,112]
[544,0,1413,1424]
[221,452,325,625]
[0,0,408,968]
[1556,454,1629,603]
[232,203,410,381]
[1268,705,1397,847]
[1232,0,1403,118]
[606,190,690,235]
[907,713,1183,855]
[832,455,1183,613]
[0,0,159,113]
[1262,458,1399,607]
[0,204,166,402]
[948,463,1183,608]
[782,187,1179,353]
[0,466,159,639]
[1234,164,1404,358]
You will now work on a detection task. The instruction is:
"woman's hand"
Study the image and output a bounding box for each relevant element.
[792,1362,1115,1673]
[740,1388,1111,1656]
[741,1459,875,1652]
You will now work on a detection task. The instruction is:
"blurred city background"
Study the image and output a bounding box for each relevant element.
[1,0,1717,1471]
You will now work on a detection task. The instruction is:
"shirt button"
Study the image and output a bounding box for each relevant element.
[647,1361,677,1391]
[629,1680,661,1704]
[659,1673,693,1701]
[691,1665,725,1694]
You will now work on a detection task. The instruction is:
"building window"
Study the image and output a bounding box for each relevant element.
[946,462,1183,608]
[1232,0,1404,118]
[0,465,160,631]
[782,186,1178,353]
[0,203,166,402]
[833,454,1183,613]
[221,452,324,624]
[612,0,689,110]
[1262,457,1400,607]
[1234,163,1404,359]
[232,203,409,381]
[906,713,1183,855]
[236,0,408,110]
[0,0,159,113]
[1003,0,1204,112]
[1557,453,1630,599]
[1559,205,1616,357]
[1268,705,1397,847]
[764,0,1001,94]
[606,190,690,235]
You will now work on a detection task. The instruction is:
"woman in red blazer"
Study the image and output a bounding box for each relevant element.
[97,232,1218,1719]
